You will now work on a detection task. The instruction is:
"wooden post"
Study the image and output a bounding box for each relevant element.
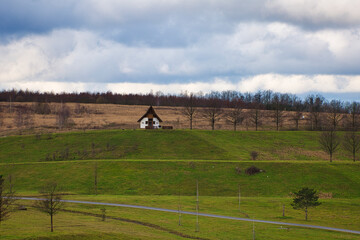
[252,221,255,240]
[178,188,182,226]
[282,204,285,217]
[238,184,241,211]
[92,142,95,156]
[94,162,98,195]
[195,179,199,232]
[8,174,13,194]
[101,208,106,221]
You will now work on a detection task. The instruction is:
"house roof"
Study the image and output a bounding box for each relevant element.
[137,106,163,122]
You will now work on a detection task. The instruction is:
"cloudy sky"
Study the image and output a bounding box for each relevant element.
[0,0,360,100]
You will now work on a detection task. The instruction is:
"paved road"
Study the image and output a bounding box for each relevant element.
[17,197,360,235]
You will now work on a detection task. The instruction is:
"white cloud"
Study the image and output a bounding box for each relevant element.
[158,64,171,74]
[118,62,135,74]
[237,74,360,93]
[1,75,360,95]
[1,22,360,97]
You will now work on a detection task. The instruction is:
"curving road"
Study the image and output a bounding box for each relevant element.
[16,197,360,235]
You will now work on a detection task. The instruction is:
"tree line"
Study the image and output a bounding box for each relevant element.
[1,89,359,131]
[0,89,358,112]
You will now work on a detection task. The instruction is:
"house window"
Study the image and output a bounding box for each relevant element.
[145,121,148,124]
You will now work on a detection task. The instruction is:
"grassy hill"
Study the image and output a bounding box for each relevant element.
[0,129,357,163]
[2,160,360,198]
[1,129,360,239]
[0,130,359,198]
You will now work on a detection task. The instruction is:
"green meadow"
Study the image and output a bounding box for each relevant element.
[0,130,358,163]
[1,196,359,240]
[1,160,360,198]
[0,130,359,239]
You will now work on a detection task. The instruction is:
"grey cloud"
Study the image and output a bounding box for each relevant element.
[265,0,360,29]
[1,0,360,46]
[1,24,360,86]
[1,0,360,100]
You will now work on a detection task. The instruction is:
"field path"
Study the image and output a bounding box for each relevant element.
[16,197,360,235]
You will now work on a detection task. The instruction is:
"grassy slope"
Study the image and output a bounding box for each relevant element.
[1,197,359,240]
[0,130,357,163]
[1,130,360,239]
[2,161,360,198]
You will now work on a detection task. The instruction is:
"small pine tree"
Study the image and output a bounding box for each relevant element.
[291,187,321,221]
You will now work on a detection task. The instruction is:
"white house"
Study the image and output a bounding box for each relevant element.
[137,106,163,129]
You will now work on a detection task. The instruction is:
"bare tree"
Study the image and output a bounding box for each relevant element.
[291,112,303,130]
[226,99,245,131]
[326,100,344,130]
[248,108,263,131]
[14,106,34,130]
[347,102,360,130]
[34,183,64,232]
[291,99,304,130]
[310,111,322,130]
[343,131,360,162]
[270,94,286,131]
[57,103,71,129]
[201,93,223,130]
[319,130,340,162]
[0,175,16,225]
[306,95,325,130]
[181,93,198,130]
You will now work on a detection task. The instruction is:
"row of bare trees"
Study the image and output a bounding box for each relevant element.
[0,103,72,130]
[181,93,360,131]
[319,130,360,162]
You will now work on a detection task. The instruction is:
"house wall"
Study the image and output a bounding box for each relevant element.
[140,117,161,129]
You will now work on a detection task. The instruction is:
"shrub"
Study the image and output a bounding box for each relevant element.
[35,133,41,140]
[250,151,259,160]
[33,102,51,114]
[245,166,263,175]
[74,103,89,115]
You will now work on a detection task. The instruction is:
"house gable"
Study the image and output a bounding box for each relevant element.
[137,106,163,122]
